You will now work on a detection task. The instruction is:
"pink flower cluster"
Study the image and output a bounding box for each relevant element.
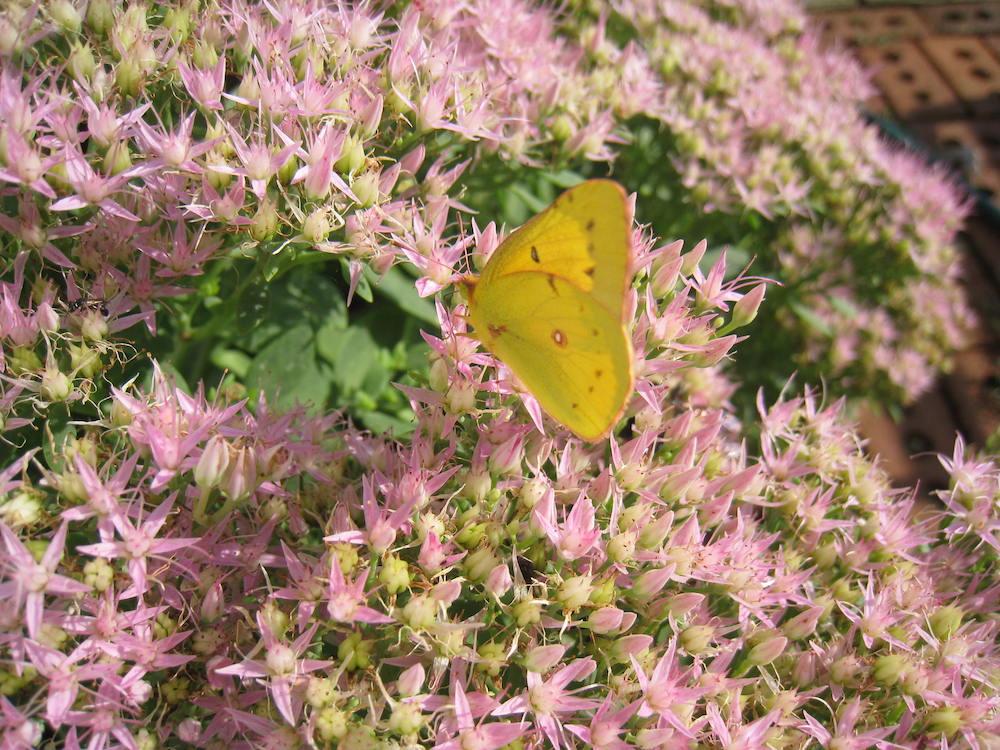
[0,234,994,748]
[577,0,974,403]
[0,1,993,748]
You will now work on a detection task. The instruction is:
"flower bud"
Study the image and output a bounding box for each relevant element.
[176,719,201,744]
[873,653,908,686]
[606,532,636,564]
[80,310,109,342]
[352,171,380,208]
[924,707,962,738]
[401,594,436,630]
[396,664,425,698]
[746,635,787,666]
[194,435,230,490]
[0,489,43,529]
[731,283,766,328]
[512,600,542,627]
[556,574,593,612]
[315,707,349,741]
[680,239,707,276]
[638,511,674,550]
[781,607,823,641]
[489,434,524,476]
[629,566,672,601]
[523,644,565,673]
[115,59,143,97]
[249,197,279,241]
[610,634,653,662]
[462,546,499,583]
[50,0,83,33]
[201,581,224,623]
[929,604,964,640]
[388,702,425,737]
[379,554,410,595]
[680,624,715,655]
[518,477,547,511]
[221,446,256,500]
[337,631,373,670]
[40,365,72,402]
[103,143,133,175]
[302,207,334,244]
[9,347,42,374]
[445,379,477,416]
[476,641,505,677]
[86,0,115,35]
[68,42,97,82]
[589,607,628,634]
[335,135,366,175]
[305,676,338,709]
[486,563,512,596]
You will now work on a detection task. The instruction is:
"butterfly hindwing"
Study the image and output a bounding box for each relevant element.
[468,271,633,440]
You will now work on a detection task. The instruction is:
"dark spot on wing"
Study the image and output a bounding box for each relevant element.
[552,329,567,347]
[586,219,595,231]
[547,276,558,294]
[531,246,539,263]
[584,265,595,277]
[588,242,595,256]
[488,324,508,337]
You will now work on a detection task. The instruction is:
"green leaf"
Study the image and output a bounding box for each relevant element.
[242,268,348,352]
[829,295,859,319]
[246,323,329,408]
[42,412,75,474]
[789,301,833,337]
[210,347,253,378]
[317,325,379,395]
[375,266,439,326]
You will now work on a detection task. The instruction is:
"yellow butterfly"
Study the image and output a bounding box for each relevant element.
[460,179,634,441]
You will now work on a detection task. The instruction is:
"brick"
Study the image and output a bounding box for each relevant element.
[918,3,1000,35]
[920,36,1000,115]
[984,35,1000,60]
[857,41,963,118]
[815,8,929,45]
[945,347,1000,444]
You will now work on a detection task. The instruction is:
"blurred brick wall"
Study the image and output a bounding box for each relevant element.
[807,1,1000,494]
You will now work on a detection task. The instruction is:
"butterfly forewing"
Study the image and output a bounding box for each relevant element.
[480,180,630,319]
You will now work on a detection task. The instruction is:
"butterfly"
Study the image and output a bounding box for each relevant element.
[459,180,634,441]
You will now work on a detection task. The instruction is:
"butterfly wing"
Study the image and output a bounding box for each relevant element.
[478,179,630,318]
[466,271,633,440]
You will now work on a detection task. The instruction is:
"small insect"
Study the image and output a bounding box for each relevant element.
[515,554,541,584]
[66,297,109,316]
